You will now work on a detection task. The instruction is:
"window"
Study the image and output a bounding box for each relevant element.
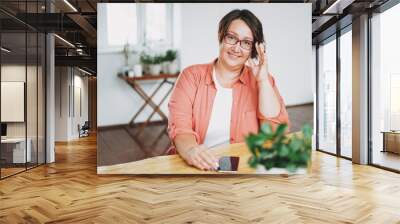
[339,28,352,158]
[106,4,138,46]
[318,37,337,155]
[145,4,169,44]
[390,74,400,130]
[371,2,400,171]
[105,4,172,50]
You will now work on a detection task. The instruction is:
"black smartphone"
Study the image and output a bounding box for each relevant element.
[217,156,240,172]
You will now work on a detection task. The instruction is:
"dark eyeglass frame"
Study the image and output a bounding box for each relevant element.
[223,33,254,51]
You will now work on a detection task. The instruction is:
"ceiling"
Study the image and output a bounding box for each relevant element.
[0,0,393,74]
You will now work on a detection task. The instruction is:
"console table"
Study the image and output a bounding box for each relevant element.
[381,131,400,154]
[118,73,179,142]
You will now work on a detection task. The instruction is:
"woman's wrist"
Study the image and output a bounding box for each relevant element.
[180,145,197,160]
[256,72,271,83]
[257,78,267,83]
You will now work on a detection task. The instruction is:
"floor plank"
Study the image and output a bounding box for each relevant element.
[1,134,400,223]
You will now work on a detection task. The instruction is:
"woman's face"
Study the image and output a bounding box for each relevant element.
[219,19,254,69]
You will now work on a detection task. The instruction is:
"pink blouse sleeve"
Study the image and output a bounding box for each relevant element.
[257,75,291,132]
[167,68,201,144]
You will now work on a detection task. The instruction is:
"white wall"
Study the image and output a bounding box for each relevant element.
[97,3,312,127]
[55,67,69,141]
[55,67,89,141]
[1,64,46,163]
[1,65,39,138]
[97,53,171,126]
[72,73,89,138]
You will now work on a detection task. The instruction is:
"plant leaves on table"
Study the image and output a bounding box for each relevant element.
[246,123,312,173]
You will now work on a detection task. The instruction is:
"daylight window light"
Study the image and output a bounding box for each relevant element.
[1,47,11,53]
[54,34,75,48]
[78,67,92,76]
[63,0,78,12]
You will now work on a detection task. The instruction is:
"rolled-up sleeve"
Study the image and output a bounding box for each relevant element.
[258,75,291,131]
[168,69,200,144]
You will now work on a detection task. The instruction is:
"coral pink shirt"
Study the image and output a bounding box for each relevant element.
[167,60,290,154]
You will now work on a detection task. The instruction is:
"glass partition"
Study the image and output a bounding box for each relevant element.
[317,36,337,155]
[371,3,400,171]
[339,28,352,158]
[0,1,46,179]
[1,30,28,178]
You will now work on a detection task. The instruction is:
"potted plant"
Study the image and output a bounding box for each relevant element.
[151,55,164,75]
[140,53,163,76]
[160,53,169,74]
[164,49,179,74]
[120,42,134,77]
[245,123,312,174]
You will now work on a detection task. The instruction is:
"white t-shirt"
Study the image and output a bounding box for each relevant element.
[203,68,233,148]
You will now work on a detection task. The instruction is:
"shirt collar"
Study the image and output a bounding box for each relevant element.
[206,58,249,86]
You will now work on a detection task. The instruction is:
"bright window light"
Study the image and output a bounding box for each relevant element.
[145,4,167,44]
[106,4,137,46]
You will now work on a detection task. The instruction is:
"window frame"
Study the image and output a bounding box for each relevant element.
[102,4,173,53]
[315,24,353,161]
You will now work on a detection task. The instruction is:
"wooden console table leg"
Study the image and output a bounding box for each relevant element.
[129,81,168,121]
[129,80,166,126]
[135,82,175,137]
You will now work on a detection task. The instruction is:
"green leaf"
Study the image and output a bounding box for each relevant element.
[245,135,257,152]
[278,145,289,157]
[274,124,287,138]
[245,123,312,172]
[301,123,313,138]
[248,156,258,168]
[253,135,266,147]
[289,138,302,151]
[265,161,273,170]
[266,151,278,159]
[260,123,272,135]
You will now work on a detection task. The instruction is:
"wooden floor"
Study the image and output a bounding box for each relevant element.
[1,135,400,223]
[373,151,400,171]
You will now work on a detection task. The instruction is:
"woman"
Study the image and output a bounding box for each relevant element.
[167,9,290,171]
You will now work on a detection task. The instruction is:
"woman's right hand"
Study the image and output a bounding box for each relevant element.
[181,145,219,171]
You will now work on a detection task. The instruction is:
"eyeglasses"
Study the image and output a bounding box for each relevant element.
[223,33,253,51]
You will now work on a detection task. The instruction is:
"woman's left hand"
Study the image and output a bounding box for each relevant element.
[247,42,269,82]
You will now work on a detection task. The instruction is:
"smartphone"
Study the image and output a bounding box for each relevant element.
[217,156,240,172]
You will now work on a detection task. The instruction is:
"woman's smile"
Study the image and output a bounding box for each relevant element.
[227,51,242,59]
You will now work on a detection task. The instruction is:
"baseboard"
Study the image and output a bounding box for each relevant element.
[98,120,166,131]
[287,102,313,108]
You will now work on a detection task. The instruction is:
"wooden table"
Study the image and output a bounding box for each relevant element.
[97,142,308,175]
